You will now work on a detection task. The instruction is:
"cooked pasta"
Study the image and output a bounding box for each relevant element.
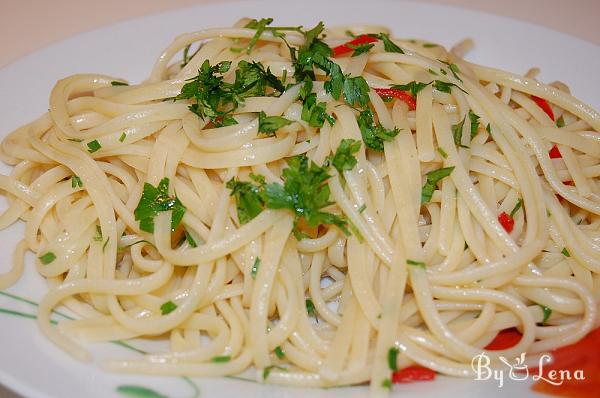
[1,17,599,396]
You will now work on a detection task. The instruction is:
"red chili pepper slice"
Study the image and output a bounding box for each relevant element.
[549,144,562,159]
[373,88,417,110]
[531,96,555,121]
[484,327,522,350]
[498,211,515,233]
[391,366,436,383]
[332,35,378,57]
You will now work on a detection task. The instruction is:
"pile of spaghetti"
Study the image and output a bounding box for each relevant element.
[1,17,599,395]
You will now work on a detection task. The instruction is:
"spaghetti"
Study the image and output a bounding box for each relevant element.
[0,17,599,396]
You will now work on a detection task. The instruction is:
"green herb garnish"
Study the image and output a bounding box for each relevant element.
[87,140,101,153]
[160,300,177,315]
[387,347,399,371]
[421,167,455,203]
[251,257,261,279]
[133,178,186,233]
[329,138,361,174]
[406,259,426,268]
[357,109,400,152]
[71,175,83,188]
[39,252,56,265]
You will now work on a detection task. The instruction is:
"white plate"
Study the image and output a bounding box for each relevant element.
[0,1,598,397]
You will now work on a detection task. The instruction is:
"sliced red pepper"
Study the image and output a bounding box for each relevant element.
[531,95,555,121]
[484,327,522,350]
[498,211,515,233]
[391,366,436,383]
[373,88,417,110]
[332,35,378,57]
[549,144,562,159]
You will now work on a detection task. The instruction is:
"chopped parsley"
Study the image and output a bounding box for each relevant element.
[387,347,399,371]
[226,177,264,224]
[39,252,56,265]
[329,138,361,174]
[227,156,349,238]
[374,33,404,54]
[67,138,83,142]
[251,257,261,279]
[452,116,468,148]
[358,203,367,213]
[133,178,186,233]
[561,247,571,257]
[274,346,285,359]
[486,123,492,134]
[406,259,426,268]
[432,80,467,94]
[348,42,375,57]
[263,365,287,380]
[423,43,439,48]
[87,140,101,153]
[176,59,284,126]
[421,166,455,203]
[119,132,127,142]
[381,378,392,389]
[305,298,317,320]
[437,147,448,159]
[390,81,430,98]
[343,76,370,108]
[469,110,481,138]
[357,109,400,152]
[184,227,197,247]
[160,300,177,315]
[439,60,463,82]
[556,116,565,128]
[211,355,231,363]
[239,18,273,54]
[509,198,523,218]
[71,175,83,188]
[93,225,103,242]
[110,81,128,86]
[258,111,293,136]
[300,78,335,128]
[539,305,552,325]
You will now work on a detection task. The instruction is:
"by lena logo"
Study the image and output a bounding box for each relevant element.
[471,352,585,388]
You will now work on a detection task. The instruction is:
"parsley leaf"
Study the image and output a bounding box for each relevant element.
[87,140,101,153]
[374,33,404,54]
[357,109,400,152]
[240,18,273,54]
[263,155,349,238]
[343,76,370,107]
[329,138,361,174]
[387,347,399,371]
[301,93,334,127]
[293,22,331,82]
[184,227,197,247]
[93,225,103,242]
[539,305,552,325]
[305,298,317,320]
[509,198,523,218]
[258,111,293,136]
[71,175,83,189]
[226,177,264,224]
[348,42,374,57]
[160,300,177,315]
[381,378,392,389]
[469,110,481,139]
[39,252,56,265]
[433,80,467,94]
[110,81,128,86]
[312,53,344,100]
[406,259,426,268]
[556,116,565,128]
[274,346,285,359]
[421,167,455,203]
[561,247,571,257]
[133,178,186,233]
[211,355,231,363]
[251,257,260,279]
[452,116,467,147]
[390,81,430,98]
